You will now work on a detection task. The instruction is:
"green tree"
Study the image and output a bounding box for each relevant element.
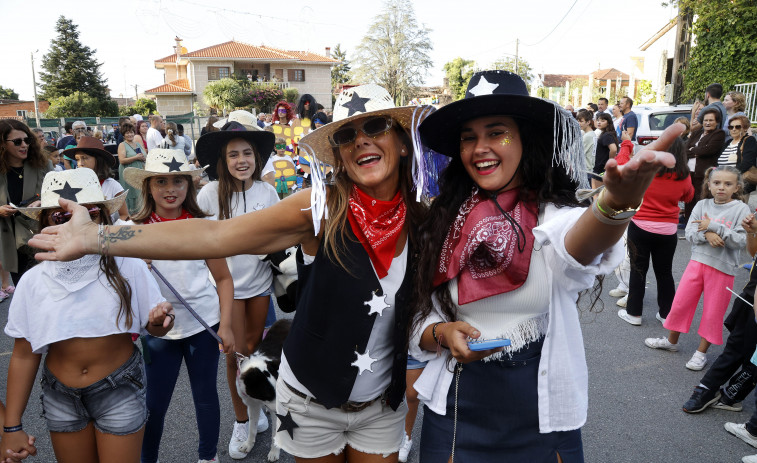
[443,58,476,101]
[118,98,158,117]
[39,16,116,114]
[0,86,19,100]
[490,56,534,89]
[45,91,118,117]
[203,78,244,114]
[353,0,433,105]
[331,44,352,90]
[671,0,757,101]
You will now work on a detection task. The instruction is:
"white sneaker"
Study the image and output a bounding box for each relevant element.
[398,433,412,462]
[617,309,641,326]
[743,454,757,463]
[228,421,250,459]
[655,312,666,324]
[616,295,628,307]
[726,422,757,448]
[686,351,708,371]
[257,409,269,433]
[644,337,678,352]
[609,287,628,298]
[198,455,218,463]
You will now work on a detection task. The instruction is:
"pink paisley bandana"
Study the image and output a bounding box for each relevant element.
[433,187,537,304]
[347,184,406,279]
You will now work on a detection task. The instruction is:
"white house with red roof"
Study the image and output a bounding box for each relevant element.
[146,38,339,115]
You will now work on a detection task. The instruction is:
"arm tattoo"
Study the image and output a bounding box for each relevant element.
[105,227,141,243]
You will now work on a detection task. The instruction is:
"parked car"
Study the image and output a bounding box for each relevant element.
[631,104,692,153]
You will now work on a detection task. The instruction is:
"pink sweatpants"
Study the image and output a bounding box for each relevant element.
[663,260,733,345]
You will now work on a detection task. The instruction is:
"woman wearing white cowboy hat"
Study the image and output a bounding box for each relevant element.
[2,167,175,463]
[30,83,439,462]
[407,70,685,462]
[123,149,234,463]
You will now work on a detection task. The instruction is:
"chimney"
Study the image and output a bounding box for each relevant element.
[325,47,331,57]
[174,37,184,56]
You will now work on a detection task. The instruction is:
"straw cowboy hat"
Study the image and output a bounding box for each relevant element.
[123,148,206,190]
[59,136,117,168]
[213,110,263,131]
[298,84,423,166]
[195,121,275,181]
[17,168,126,221]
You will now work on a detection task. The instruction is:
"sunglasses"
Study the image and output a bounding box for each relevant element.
[277,108,288,113]
[7,137,32,147]
[275,144,286,150]
[329,116,393,146]
[50,206,101,225]
[728,125,743,130]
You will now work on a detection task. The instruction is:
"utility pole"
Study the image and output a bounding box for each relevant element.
[133,84,139,101]
[31,51,41,128]
[515,38,519,75]
[670,6,693,104]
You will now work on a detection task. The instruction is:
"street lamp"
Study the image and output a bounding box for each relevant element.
[31,50,41,129]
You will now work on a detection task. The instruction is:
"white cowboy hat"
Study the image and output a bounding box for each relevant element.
[17,168,126,221]
[123,148,206,190]
[213,110,262,131]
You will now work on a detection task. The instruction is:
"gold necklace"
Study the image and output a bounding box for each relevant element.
[9,166,22,179]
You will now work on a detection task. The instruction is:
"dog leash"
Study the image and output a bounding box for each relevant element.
[150,264,225,346]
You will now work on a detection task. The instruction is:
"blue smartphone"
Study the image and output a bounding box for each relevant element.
[468,338,511,351]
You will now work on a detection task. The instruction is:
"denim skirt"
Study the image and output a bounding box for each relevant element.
[420,338,584,463]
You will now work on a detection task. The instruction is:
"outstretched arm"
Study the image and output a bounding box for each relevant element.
[1,339,41,462]
[565,123,684,265]
[30,189,317,262]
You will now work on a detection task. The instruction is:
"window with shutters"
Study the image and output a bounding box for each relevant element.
[207,66,230,81]
[288,69,306,82]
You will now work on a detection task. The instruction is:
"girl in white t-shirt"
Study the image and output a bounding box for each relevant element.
[124,149,234,463]
[195,122,279,459]
[2,168,174,463]
[63,135,129,221]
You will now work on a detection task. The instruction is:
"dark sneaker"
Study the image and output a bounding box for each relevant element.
[683,386,721,413]
[713,393,744,412]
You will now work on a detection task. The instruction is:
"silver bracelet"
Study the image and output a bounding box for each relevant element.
[591,201,632,226]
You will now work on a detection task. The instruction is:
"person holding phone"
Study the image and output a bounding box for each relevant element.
[118,122,147,214]
[0,120,51,283]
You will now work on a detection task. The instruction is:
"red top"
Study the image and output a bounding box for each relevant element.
[634,173,695,223]
[615,140,633,165]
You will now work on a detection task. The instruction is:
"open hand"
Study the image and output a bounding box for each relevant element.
[28,198,97,262]
[601,123,684,210]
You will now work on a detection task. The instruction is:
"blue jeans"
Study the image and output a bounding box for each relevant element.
[140,325,221,462]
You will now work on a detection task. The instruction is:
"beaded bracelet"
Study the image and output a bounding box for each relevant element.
[3,424,22,433]
[98,224,105,255]
[432,322,444,345]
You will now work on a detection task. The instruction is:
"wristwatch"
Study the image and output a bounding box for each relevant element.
[596,189,643,220]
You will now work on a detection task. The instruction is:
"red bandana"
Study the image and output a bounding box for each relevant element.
[433,187,538,305]
[347,185,406,279]
[144,209,194,224]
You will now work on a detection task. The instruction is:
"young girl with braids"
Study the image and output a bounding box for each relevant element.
[646,165,750,371]
[194,122,279,459]
[1,168,174,463]
[123,149,234,463]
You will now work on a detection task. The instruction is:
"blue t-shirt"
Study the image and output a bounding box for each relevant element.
[619,111,639,141]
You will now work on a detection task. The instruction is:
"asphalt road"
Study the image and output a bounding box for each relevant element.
[0,232,755,462]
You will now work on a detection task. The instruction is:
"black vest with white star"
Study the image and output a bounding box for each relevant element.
[284,224,413,410]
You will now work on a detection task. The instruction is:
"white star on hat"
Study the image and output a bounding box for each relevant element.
[364,291,390,317]
[351,349,377,375]
[469,75,500,96]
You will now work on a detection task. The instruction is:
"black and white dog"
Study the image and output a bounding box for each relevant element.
[235,319,292,461]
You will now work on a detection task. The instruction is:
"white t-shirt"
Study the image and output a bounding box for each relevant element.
[125,220,221,340]
[146,127,164,151]
[5,255,166,354]
[101,177,125,222]
[197,180,279,298]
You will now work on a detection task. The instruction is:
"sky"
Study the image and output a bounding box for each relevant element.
[1,0,679,101]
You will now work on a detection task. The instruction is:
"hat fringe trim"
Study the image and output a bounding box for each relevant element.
[299,143,328,236]
[411,105,437,202]
[548,101,589,190]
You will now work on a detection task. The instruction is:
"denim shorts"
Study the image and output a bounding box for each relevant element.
[407,354,428,370]
[40,346,148,435]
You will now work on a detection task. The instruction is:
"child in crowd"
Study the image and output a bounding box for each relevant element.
[163,121,185,152]
[123,149,234,463]
[44,146,63,171]
[62,136,129,221]
[195,122,279,459]
[646,166,750,371]
[1,168,174,462]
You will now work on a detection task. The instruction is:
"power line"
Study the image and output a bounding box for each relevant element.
[522,0,580,47]
[173,0,347,28]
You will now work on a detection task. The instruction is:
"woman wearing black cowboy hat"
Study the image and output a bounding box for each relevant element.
[407,70,685,462]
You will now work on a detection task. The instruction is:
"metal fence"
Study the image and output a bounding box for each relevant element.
[734,82,757,124]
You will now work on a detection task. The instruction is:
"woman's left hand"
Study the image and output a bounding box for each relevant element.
[602,123,684,209]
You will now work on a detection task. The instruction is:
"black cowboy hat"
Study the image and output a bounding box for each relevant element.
[195,121,275,180]
[419,70,573,157]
